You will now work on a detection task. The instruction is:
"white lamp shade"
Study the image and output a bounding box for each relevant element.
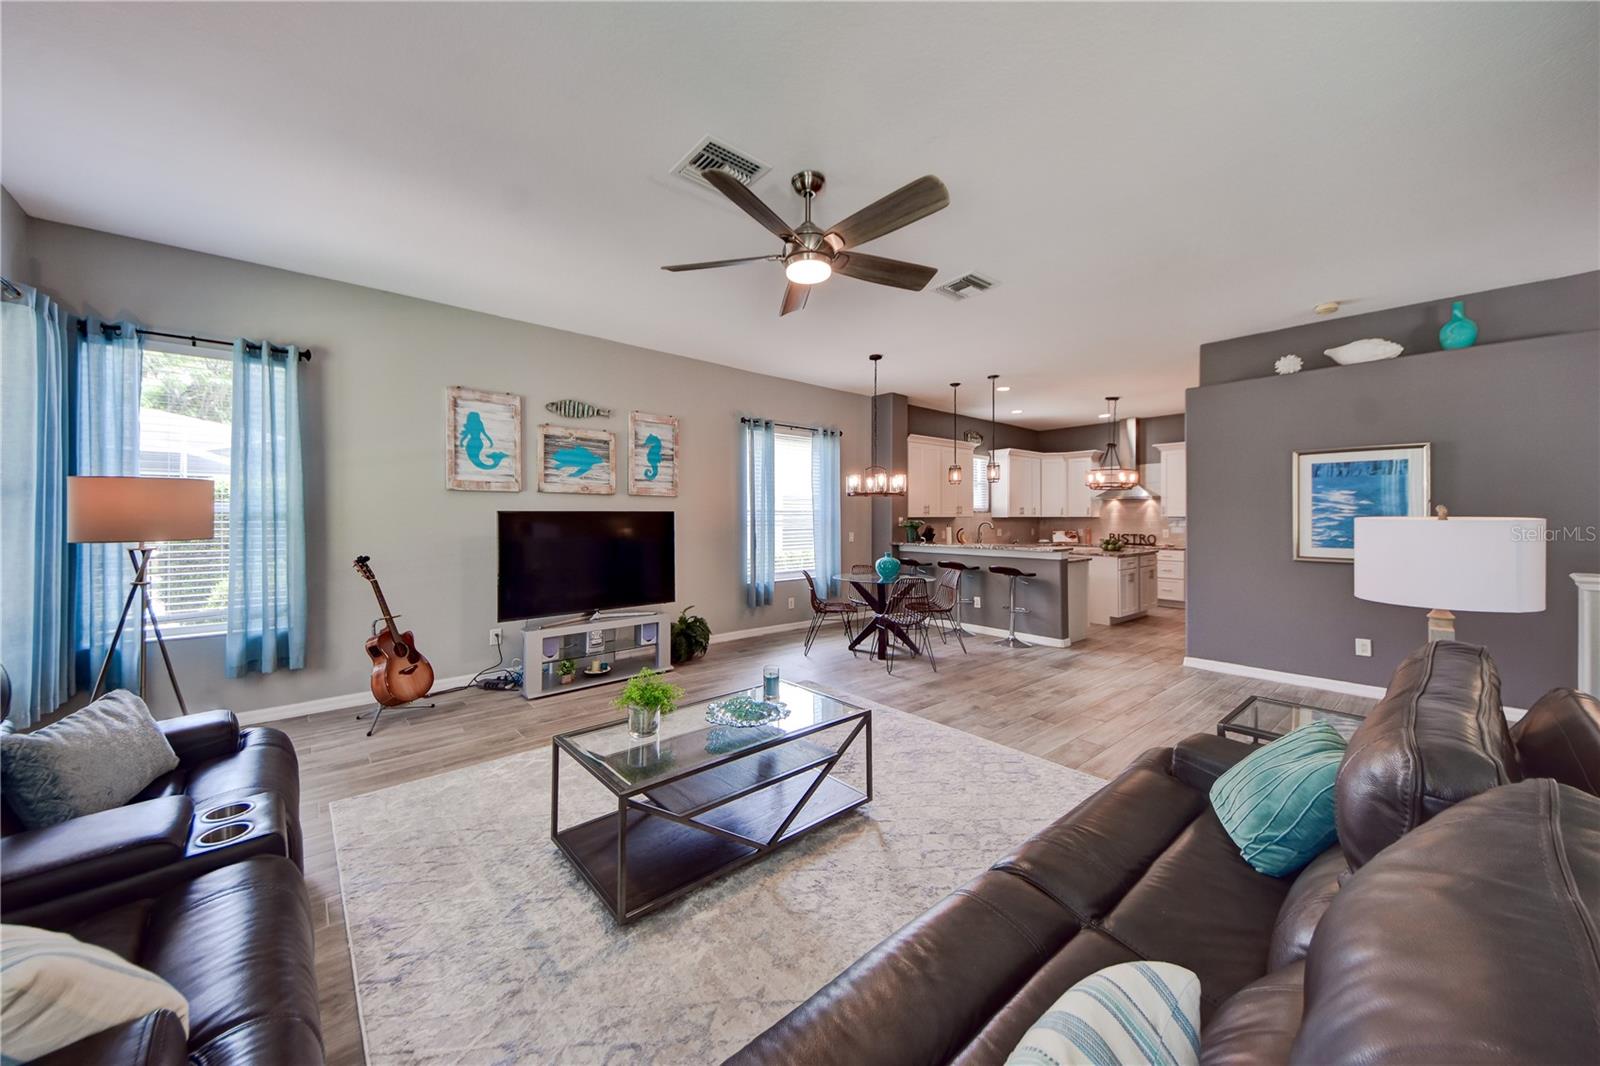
[1353,516,1546,613]
[67,477,216,543]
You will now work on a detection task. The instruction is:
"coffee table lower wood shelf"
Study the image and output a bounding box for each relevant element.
[551,681,872,923]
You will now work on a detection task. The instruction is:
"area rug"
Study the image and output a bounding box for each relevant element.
[331,701,1106,1064]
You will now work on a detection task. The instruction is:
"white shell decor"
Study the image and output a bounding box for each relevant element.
[1324,338,1404,365]
[1274,354,1304,375]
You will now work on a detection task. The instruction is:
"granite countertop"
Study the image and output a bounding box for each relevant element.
[893,542,1090,556]
[1064,546,1163,557]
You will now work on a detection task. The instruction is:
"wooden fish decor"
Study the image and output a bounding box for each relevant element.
[545,399,612,419]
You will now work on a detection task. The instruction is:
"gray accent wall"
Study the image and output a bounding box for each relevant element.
[906,404,1042,453]
[1036,413,1185,465]
[1200,271,1600,385]
[25,218,873,717]
[1186,329,1600,707]
[2,186,29,280]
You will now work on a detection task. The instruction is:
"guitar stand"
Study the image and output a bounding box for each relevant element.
[356,700,436,737]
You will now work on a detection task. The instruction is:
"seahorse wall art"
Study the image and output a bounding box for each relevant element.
[537,423,616,494]
[629,412,678,497]
[446,386,523,492]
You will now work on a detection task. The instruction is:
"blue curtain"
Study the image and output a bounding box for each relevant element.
[226,340,306,677]
[73,318,143,693]
[740,417,775,608]
[811,428,842,597]
[0,286,75,726]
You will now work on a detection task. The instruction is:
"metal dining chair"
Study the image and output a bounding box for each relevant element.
[905,567,967,653]
[885,576,938,674]
[801,570,860,655]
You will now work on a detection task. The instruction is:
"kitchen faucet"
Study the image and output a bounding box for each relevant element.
[976,521,996,544]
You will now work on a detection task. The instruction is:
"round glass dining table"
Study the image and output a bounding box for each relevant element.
[835,572,928,660]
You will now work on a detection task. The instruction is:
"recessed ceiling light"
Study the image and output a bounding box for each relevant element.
[1098,412,1113,419]
[1010,409,1023,415]
[1314,301,1341,315]
[996,385,1011,392]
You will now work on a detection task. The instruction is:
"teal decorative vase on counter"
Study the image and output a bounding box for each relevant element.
[874,553,902,581]
[1438,300,1478,349]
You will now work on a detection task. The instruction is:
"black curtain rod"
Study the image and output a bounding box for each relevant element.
[75,321,312,362]
[740,416,842,436]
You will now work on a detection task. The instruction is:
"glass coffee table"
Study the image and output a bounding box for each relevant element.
[551,680,872,923]
[1218,695,1366,744]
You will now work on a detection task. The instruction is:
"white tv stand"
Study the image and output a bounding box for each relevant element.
[522,611,671,700]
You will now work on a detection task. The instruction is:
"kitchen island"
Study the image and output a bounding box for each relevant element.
[892,543,1091,646]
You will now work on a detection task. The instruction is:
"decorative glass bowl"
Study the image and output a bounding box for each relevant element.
[705,694,789,728]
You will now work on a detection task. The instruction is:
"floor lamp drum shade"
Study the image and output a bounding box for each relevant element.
[1354,515,1546,615]
[67,477,215,543]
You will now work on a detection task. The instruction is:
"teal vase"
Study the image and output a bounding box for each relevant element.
[874,553,902,581]
[1438,300,1478,350]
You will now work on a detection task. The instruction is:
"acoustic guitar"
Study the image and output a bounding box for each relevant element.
[353,555,435,707]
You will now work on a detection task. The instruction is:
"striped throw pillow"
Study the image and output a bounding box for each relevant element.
[0,925,190,1063]
[1006,961,1201,1066]
[1211,720,1348,877]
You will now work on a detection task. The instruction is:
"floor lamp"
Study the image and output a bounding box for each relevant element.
[68,476,215,715]
[1353,508,1546,642]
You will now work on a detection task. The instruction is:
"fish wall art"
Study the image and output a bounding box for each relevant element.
[537,424,616,495]
[545,399,612,419]
[629,412,679,497]
[446,386,522,492]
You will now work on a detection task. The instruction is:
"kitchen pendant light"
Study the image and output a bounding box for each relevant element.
[986,374,1001,483]
[946,382,964,485]
[1086,396,1139,490]
[846,353,907,497]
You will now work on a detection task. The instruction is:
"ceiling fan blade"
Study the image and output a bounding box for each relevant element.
[825,175,949,249]
[661,255,778,272]
[703,168,794,241]
[833,252,939,291]
[780,281,810,316]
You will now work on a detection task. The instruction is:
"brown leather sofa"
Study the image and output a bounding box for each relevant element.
[732,642,1600,1065]
[1,707,304,926]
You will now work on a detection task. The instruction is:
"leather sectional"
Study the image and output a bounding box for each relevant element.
[1,700,322,1065]
[732,641,1600,1065]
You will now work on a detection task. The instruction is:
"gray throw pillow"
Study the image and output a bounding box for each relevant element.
[0,691,180,829]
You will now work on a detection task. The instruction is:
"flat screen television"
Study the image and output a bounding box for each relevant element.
[497,510,675,621]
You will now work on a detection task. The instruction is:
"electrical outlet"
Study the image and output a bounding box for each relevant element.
[848,531,855,543]
[787,596,795,610]
[489,628,502,647]
[1354,638,1372,657]
[973,595,983,609]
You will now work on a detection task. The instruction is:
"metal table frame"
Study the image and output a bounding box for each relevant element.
[843,576,927,661]
[552,693,872,924]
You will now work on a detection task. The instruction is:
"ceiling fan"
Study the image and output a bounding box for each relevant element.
[663,169,949,316]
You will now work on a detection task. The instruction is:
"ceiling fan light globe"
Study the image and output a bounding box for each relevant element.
[784,253,832,285]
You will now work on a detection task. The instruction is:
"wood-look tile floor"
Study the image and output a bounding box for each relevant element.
[276,608,1375,1065]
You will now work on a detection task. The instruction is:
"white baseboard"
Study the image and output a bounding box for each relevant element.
[958,622,1077,649]
[234,673,478,727]
[1181,656,1527,719]
[708,618,816,644]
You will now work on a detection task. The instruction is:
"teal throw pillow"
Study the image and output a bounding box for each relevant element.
[1210,720,1347,877]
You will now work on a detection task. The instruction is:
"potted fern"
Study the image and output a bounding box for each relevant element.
[556,658,577,686]
[615,667,685,740]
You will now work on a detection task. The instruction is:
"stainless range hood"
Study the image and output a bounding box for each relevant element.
[1094,417,1160,502]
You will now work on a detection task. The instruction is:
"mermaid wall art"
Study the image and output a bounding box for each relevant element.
[629,412,679,497]
[446,386,523,492]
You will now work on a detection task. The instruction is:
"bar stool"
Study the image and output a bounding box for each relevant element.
[988,565,1036,648]
[936,560,979,636]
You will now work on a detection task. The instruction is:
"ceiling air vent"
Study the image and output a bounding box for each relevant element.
[936,273,997,300]
[672,136,770,191]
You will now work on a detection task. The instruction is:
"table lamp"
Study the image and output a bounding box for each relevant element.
[67,476,215,715]
[1353,506,1546,643]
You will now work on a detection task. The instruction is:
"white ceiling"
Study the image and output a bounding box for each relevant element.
[4,2,1596,427]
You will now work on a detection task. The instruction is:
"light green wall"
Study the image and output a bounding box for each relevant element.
[26,217,872,716]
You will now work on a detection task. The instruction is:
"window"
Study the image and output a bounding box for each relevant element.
[138,348,232,635]
[773,429,815,577]
[973,454,991,513]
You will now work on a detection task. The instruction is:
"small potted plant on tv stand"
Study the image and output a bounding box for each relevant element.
[556,658,577,686]
[615,667,684,740]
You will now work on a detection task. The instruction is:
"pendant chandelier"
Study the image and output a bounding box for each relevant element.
[987,374,1001,483]
[846,353,906,496]
[1085,396,1139,490]
[946,382,964,485]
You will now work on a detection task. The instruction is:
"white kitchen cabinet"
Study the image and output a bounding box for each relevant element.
[1140,555,1158,611]
[1039,455,1067,517]
[906,435,973,518]
[990,449,1042,517]
[1087,553,1152,625]
[1157,549,1186,603]
[1157,442,1187,518]
[1062,452,1098,518]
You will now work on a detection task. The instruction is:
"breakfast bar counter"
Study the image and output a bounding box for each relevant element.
[892,543,1090,646]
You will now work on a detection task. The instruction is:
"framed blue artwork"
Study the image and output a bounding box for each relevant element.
[537,423,615,495]
[446,386,522,492]
[1293,443,1430,562]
